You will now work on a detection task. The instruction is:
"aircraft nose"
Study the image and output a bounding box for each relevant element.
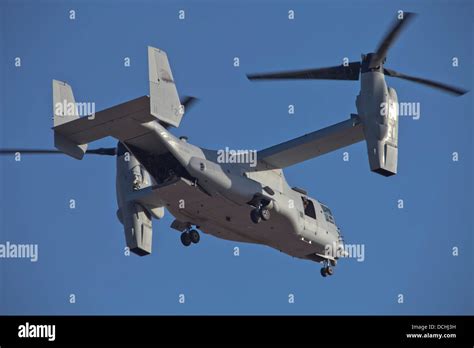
[335,228,348,258]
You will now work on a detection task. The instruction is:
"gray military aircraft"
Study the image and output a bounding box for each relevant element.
[1,13,466,277]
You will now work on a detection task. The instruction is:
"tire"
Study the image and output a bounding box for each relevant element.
[320,268,327,277]
[189,229,200,244]
[180,232,192,246]
[326,267,334,276]
[260,208,271,221]
[250,209,261,224]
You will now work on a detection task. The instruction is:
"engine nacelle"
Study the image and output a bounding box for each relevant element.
[116,202,153,256]
[357,72,399,177]
[368,87,399,176]
[115,143,154,256]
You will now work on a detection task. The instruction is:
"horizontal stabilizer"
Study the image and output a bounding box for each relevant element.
[53,95,154,145]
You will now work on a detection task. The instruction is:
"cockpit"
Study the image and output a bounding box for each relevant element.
[321,203,335,224]
[301,196,316,219]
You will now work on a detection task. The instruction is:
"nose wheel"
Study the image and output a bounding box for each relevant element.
[180,228,200,247]
[320,261,334,277]
[189,229,200,243]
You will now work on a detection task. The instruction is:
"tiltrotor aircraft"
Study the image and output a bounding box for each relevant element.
[1,13,466,277]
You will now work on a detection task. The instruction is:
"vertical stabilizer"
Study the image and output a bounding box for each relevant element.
[52,80,88,159]
[148,46,183,127]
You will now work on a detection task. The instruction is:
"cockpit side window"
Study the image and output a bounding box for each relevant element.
[321,204,335,224]
[301,197,316,219]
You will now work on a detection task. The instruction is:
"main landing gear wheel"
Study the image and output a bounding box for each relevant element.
[250,209,261,224]
[180,232,192,247]
[250,202,271,224]
[260,208,271,221]
[189,229,200,244]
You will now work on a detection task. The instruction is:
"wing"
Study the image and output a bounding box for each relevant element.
[255,115,365,170]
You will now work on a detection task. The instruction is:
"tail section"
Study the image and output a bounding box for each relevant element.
[52,80,88,159]
[148,46,183,128]
[51,46,185,160]
[53,79,80,127]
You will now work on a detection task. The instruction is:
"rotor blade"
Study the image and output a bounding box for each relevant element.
[384,68,468,96]
[0,147,117,156]
[371,12,416,68]
[0,149,63,155]
[247,62,361,81]
[180,96,198,113]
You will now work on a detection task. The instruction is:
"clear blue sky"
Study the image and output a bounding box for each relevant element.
[0,0,472,315]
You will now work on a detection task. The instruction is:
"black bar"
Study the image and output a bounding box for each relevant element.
[0,316,472,345]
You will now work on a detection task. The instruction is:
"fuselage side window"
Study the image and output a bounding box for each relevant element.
[301,197,316,219]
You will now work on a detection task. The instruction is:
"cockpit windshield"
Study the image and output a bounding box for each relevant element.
[321,204,335,224]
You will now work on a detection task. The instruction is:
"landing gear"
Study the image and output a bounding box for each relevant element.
[320,267,328,277]
[189,229,200,244]
[250,209,262,224]
[180,228,200,247]
[250,200,272,224]
[260,208,271,221]
[320,266,334,277]
[320,261,334,277]
[180,232,192,247]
